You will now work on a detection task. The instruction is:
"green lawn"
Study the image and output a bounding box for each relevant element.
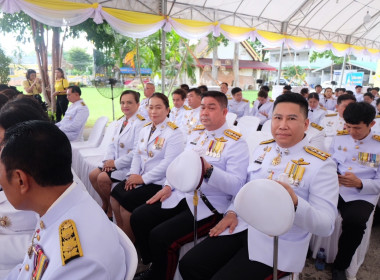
[17,86,268,128]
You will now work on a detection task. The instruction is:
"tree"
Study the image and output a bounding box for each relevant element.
[282,65,306,85]
[206,34,229,85]
[64,48,92,74]
[310,50,345,81]
[0,45,11,84]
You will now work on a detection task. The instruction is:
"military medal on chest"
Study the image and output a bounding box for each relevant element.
[271,147,289,166]
[284,158,309,186]
[206,137,227,158]
[153,137,165,150]
[358,152,380,168]
[254,146,272,164]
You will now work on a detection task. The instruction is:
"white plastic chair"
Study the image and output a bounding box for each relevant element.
[112,224,138,280]
[310,211,375,279]
[226,112,237,128]
[243,131,273,159]
[261,119,272,133]
[71,116,108,150]
[237,116,261,136]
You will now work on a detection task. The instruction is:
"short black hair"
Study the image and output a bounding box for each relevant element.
[337,94,356,105]
[180,84,189,92]
[257,90,268,99]
[364,92,374,100]
[376,98,380,106]
[300,88,309,95]
[372,87,379,93]
[308,92,319,101]
[315,85,322,89]
[355,85,362,89]
[231,87,242,95]
[188,87,201,96]
[198,85,208,93]
[68,85,81,96]
[120,90,140,103]
[172,88,187,100]
[345,90,353,95]
[273,93,308,119]
[149,92,170,109]
[221,82,228,88]
[26,69,36,80]
[0,98,50,130]
[201,91,227,109]
[343,102,376,126]
[339,88,346,92]
[1,120,73,186]
[260,85,270,93]
[283,85,292,91]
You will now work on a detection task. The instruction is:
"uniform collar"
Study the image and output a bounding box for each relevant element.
[275,136,309,155]
[205,122,229,139]
[354,130,373,145]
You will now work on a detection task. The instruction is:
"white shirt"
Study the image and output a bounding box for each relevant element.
[169,105,191,127]
[228,99,250,119]
[308,107,326,125]
[251,99,274,125]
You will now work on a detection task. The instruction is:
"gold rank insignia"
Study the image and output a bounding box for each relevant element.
[375,115,380,118]
[311,122,324,131]
[304,146,331,160]
[59,219,83,266]
[337,130,348,135]
[167,121,178,130]
[215,136,228,142]
[260,139,275,145]
[325,113,338,117]
[243,99,249,103]
[183,105,192,110]
[227,97,233,100]
[224,129,242,141]
[373,135,380,142]
[193,125,205,131]
[269,99,274,102]
[144,121,152,127]
[81,102,86,106]
[136,114,146,121]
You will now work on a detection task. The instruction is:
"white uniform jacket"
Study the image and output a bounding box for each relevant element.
[227,99,250,119]
[251,99,273,125]
[162,123,249,221]
[329,131,380,205]
[129,119,185,186]
[102,113,147,181]
[56,99,89,141]
[0,192,37,279]
[169,105,191,127]
[320,114,345,137]
[221,137,339,273]
[319,96,337,111]
[5,183,126,280]
[354,92,364,102]
[182,106,202,136]
[306,123,327,151]
[308,107,326,126]
[137,97,150,121]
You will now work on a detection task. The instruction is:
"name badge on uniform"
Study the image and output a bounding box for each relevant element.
[284,158,309,186]
[358,152,380,168]
[153,137,165,150]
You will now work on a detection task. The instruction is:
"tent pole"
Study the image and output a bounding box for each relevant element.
[161,0,167,94]
[277,42,284,85]
[338,54,347,87]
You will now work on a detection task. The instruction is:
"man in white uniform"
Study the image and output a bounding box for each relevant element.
[182,88,202,136]
[251,90,274,129]
[55,86,89,141]
[138,82,155,120]
[169,88,191,126]
[2,121,126,280]
[179,93,339,280]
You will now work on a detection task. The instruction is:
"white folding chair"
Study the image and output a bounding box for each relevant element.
[112,224,138,280]
[237,116,261,136]
[71,116,108,150]
[261,120,272,133]
[226,112,237,128]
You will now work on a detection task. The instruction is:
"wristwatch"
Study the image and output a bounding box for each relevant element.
[204,165,214,179]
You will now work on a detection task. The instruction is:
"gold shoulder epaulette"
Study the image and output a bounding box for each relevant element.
[136,114,146,121]
[260,139,275,145]
[311,122,324,131]
[183,105,192,110]
[270,99,274,102]
[117,115,124,120]
[224,129,242,141]
[193,125,205,131]
[373,135,380,142]
[243,98,249,103]
[376,115,380,118]
[304,146,331,161]
[59,219,83,266]
[227,97,233,100]
[337,130,348,135]
[325,113,338,117]
[167,121,178,130]
[144,121,152,127]
[81,102,86,106]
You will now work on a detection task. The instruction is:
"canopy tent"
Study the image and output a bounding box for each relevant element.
[1,0,379,89]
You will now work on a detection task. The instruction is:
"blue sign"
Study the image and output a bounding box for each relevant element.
[345,72,364,86]
[120,67,152,74]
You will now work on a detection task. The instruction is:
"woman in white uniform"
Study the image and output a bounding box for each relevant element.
[308,93,326,125]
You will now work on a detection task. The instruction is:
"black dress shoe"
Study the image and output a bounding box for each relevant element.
[133,268,153,280]
[332,268,347,280]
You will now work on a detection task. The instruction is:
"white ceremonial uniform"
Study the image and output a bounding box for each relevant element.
[251,99,274,125]
[227,99,250,119]
[129,119,185,186]
[308,107,326,125]
[5,183,126,280]
[329,131,380,205]
[162,123,249,220]
[169,105,191,127]
[320,113,345,150]
[55,99,89,141]
[320,96,337,111]
[102,113,147,181]
[306,123,327,151]
[354,92,364,102]
[182,106,201,136]
[219,137,338,273]
[138,97,150,120]
[373,116,380,134]
[0,192,37,279]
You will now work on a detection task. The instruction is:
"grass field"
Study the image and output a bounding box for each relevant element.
[17,86,266,128]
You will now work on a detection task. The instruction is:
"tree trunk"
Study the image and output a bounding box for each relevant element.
[51,27,61,112]
[136,39,145,89]
[233,42,239,87]
[212,45,218,85]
